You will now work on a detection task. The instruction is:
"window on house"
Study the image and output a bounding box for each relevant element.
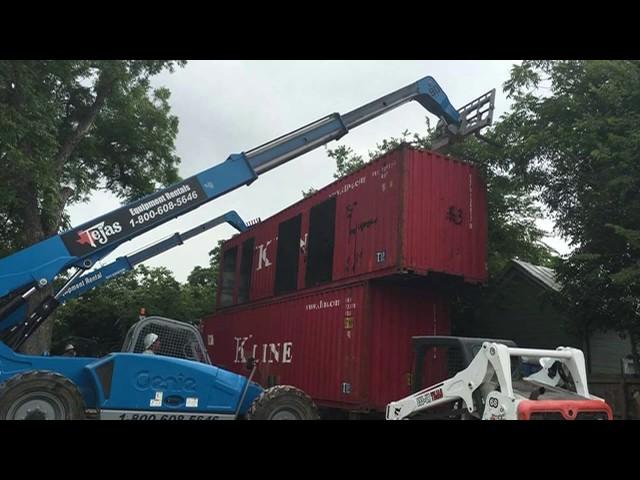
[305,196,336,287]
[219,247,238,307]
[237,238,254,304]
[274,215,302,295]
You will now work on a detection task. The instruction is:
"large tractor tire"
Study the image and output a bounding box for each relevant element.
[0,371,85,420]
[247,385,320,420]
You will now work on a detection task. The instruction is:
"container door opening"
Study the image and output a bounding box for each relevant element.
[238,238,255,304]
[274,215,302,295]
[306,196,337,288]
[220,246,238,307]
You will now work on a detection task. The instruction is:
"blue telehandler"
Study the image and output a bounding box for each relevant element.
[0,75,494,419]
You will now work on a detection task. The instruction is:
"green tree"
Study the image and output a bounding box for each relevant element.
[301,187,318,198]
[53,244,224,354]
[53,265,193,355]
[497,60,640,370]
[0,60,186,353]
[181,241,224,321]
[328,145,366,179]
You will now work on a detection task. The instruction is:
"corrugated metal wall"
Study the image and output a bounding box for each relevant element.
[331,149,403,281]
[367,282,450,409]
[402,149,487,283]
[207,283,368,406]
[204,280,450,411]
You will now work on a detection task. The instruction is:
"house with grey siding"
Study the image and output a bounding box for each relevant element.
[467,258,632,374]
[462,259,638,417]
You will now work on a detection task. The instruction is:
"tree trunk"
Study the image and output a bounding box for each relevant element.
[16,182,52,354]
[15,71,116,355]
[17,184,75,354]
[19,286,55,355]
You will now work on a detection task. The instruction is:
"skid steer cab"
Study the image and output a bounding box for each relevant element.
[386,336,613,420]
[0,316,319,420]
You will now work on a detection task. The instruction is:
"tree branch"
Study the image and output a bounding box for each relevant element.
[40,69,119,236]
[41,186,75,235]
[54,70,117,176]
[17,180,44,245]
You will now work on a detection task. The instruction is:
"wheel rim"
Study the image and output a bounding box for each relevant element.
[269,408,302,420]
[7,392,67,420]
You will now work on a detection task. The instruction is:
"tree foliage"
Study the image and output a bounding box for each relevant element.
[53,266,183,355]
[181,241,224,320]
[496,60,640,363]
[0,60,186,352]
[0,60,185,249]
[52,253,222,356]
[301,187,318,198]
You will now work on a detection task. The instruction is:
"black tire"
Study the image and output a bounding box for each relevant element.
[0,371,85,420]
[247,385,320,420]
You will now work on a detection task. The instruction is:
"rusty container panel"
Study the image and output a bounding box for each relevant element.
[207,283,368,407]
[203,280,450,412]
[245,221,278,302]
[331,149,403,282]
[402,149,487,283]
[367,282,450,409]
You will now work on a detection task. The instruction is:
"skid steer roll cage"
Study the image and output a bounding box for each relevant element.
[387,340,593,420]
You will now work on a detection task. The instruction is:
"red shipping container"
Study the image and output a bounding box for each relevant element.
[203,280,450,413]
[217,146,486,309]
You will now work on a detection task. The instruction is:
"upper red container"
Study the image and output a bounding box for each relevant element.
[217,146,487,309]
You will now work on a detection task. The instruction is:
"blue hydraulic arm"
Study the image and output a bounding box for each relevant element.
[0,211,246,349]
[58,210,246,303]
[0,75,495,338]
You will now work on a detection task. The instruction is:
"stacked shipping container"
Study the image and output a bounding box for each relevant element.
[203,146,487,413]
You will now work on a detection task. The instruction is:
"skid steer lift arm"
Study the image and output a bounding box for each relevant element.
[0,75,495,343]
[386,342,602,420]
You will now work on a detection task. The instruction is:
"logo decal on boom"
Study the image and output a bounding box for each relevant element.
[75,221,122,248]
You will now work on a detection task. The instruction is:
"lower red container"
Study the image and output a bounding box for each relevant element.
[202,279,450,413]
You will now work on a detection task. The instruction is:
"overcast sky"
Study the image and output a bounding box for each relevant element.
[66,60,569,283]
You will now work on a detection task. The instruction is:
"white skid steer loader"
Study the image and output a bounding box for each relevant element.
[386,337,612,420]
